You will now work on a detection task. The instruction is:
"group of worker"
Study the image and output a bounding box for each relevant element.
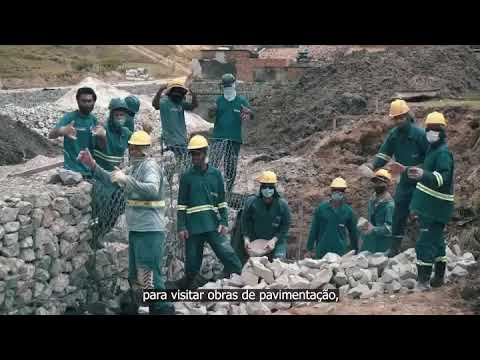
[304,99,453,293]
[49,73,454,315]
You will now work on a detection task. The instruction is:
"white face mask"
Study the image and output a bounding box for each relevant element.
[223,83,236,101]
[426,130,440,143]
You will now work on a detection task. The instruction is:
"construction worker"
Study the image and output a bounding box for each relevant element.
[90,98,133,244]
[174,135,242,289]
[49,87,98,176]
[359,169,395,253]
[78,131,175,315]
[306,177,359,259]
[157,80,198,159]
[239,171,291,264]
[124,95,141,132]
[93,98,132,170]
[209,73,254,193]
[365,99,429,257]
[407,112,454,291]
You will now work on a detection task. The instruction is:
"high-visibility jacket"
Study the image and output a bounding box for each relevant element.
[410,141,454,224]
[361,192,394,253]
[177,164,228,235]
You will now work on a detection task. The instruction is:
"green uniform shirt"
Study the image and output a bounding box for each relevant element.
[410,142,454,224]
[212,95,251,144]
[307,200,359,259]
[373,120,429,201]
[159,96,194,147]
[177,164,228,235]
[361,193,394,253]
[93,121,132,171]
[55,111,98,175]
[242,194,291,246]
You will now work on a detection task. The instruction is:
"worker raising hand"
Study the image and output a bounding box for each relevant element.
[61,122,77,140]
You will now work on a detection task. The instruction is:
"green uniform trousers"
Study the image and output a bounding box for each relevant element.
[185,231,242,276]
[128,231,172,311]
[391,186,415,244]
[415,217,447,267]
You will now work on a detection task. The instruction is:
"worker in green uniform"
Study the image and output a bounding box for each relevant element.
[240,171,291,264]
[174,135,242,289]
[91,98,133,244]
[359,169,395,253]
[78,130,175,315]
[365,99,429,257]
[49,87,98,176]
[124,95,140,132]
[158,80,198,159]
[209,73,253,193]
[407,112,454,291]
[306,177,359,259]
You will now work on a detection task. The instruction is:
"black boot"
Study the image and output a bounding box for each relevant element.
[430,261,446,288]
[385,236,402,258]
[166,273,202,290]
[415,264,432,292]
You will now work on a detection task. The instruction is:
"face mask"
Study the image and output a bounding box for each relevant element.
[426,130,440,143]
[398,117,411,132]
[261,188,275,198]
[223,87,236,102]
[114,116,126,127]
[331,191,344,201]
[374,184,387,195]
[170,94,183,103]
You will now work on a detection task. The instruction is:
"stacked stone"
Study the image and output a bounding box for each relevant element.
[0,172,94,315]
[174,247,477,315]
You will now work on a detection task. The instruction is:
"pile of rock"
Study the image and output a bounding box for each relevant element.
[125,68,153,81]
[174,247,477,315]
[0,175,95,314]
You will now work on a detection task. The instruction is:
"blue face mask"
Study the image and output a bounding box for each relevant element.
[331,191,345,201]
[261,188,275,198]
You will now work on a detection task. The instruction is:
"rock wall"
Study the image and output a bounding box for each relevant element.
[0,177,129,315]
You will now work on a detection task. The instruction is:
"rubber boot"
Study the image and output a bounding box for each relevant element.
[430,261,446,288]
[415,264,432,292]
[166,273,201,290]
[385,237,402,258]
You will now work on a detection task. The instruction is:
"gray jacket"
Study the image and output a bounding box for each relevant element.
[94,157,167,232]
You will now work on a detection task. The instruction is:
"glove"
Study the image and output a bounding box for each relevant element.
[217,224,227,236]
[265,237,278,252]
[92,125,106,138]
[244,236,251,250]
[111,166,128,185]
[388,161,406,175]
[407,167,424,180]
[77,149,96,170]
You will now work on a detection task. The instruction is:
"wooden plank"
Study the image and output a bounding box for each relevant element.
[8,161,64,178]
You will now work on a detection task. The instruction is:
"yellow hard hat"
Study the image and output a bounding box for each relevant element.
[373,169,392,183]
[389,99,410,118]
[330,177,347,189]
[166,80,188,94]
[256,171,278,184]
[188,135,209,150]
[425,111,447,127]
[128,130,151,146]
